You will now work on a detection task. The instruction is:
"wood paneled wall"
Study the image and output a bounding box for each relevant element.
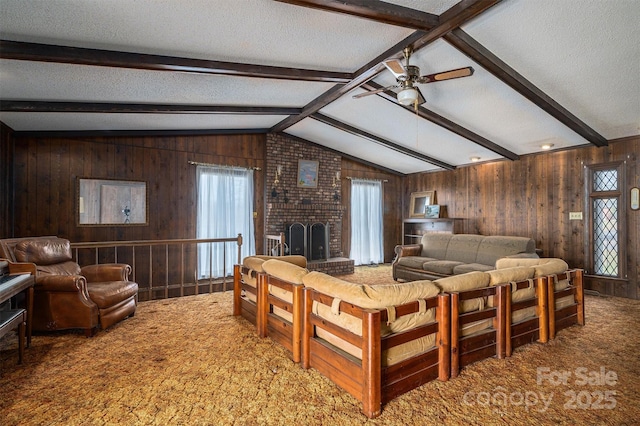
[0,123,13,239]
[8,134,266,244]
[3,127,638,299]
[404,137,639,299]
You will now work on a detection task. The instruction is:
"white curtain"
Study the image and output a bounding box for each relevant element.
[350,178,384,265]
[196,165,255,278]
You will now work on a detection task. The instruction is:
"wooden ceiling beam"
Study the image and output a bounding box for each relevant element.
[270,0,500,132]
[12,128,270,138]
[0,100,301,115]
[311,113,455,170]
[0,39,352,83]
[361,81,520,160]
[444,29,607,147]
[274,0,438,30]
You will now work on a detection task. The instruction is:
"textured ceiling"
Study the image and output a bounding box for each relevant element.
[0,0,638,174]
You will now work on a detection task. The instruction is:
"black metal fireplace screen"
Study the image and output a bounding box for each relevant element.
[285,222,329,261]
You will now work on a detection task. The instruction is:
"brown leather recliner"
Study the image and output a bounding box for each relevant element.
[0,237,138,335]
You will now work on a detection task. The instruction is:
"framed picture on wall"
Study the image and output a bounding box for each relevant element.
[409,190,436,218]
[297,160,319,188]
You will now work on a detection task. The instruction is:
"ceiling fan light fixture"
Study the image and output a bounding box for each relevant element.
[397,87,418,106]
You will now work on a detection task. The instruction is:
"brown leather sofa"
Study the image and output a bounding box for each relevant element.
[0,236,138,335]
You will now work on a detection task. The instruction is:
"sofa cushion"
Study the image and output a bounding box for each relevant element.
[423,260,464,275]
[421,233,453,259]
[241,255,307,288]
[475,236,536,267]
[87,281,138,309]
[496,257,570,291]
[453,263,495,275]
[302,272,441,366]
[434,271,490,314]
[444,235,486,263]
[15,238,73,265]
[434,271,490,293]
[37,261,82,277]
[396,256,437,269]
[434,271,493,336]
[303,272,439,310]
[487,266,535,286]
[495,257,567,277]
[262,259,308,285]
[486,267,537,313]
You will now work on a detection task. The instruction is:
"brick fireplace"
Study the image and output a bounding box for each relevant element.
[265,134,354,275]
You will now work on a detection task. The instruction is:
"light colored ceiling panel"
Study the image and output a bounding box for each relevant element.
[0,0,638,174]
[323,87,503,165]
[371,39,592,154]
[0,112,285,132]
[0,60,334,106]
[462,0,640,139]
[382,0,460,15]
[286,118,440,174]
[0,0,415,72]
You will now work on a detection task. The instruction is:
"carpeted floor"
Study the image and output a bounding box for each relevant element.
[1,265,638,425]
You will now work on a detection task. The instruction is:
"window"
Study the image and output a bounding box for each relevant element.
[196,165,255,278]
[350,178,384,265]
[585,162,625,278]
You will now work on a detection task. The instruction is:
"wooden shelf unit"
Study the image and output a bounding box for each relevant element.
[402,218,464,244]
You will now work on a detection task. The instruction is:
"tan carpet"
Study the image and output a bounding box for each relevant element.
[1,265,638,425]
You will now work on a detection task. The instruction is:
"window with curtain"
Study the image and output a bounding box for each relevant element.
[350,178,384,265]
[196,165,255,278]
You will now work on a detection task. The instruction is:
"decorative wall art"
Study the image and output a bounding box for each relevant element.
[409,190,436,218]
[78,178,148,226]
[425,204,442,219]
[297,160,319,188]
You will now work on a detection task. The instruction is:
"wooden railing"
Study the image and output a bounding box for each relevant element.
[265,232,286,256]
[70,235,243,301]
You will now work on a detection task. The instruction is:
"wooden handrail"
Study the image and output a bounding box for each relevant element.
[70,235,243,301]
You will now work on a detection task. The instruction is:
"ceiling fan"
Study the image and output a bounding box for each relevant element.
[353,46,474,107]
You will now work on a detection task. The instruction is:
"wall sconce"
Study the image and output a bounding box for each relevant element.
[272,165,282,198]
[332,171,340,187]
[274,165,282,185]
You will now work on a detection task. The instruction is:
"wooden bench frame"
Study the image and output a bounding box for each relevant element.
[504,277,549,356]
[450,285,507,378]
[257,272,304,362]
[547,269,585,339]
[302,288,450,418]
[233,264,260,329]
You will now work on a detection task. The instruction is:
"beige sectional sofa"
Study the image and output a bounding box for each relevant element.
[393,233,539,282]
[232,255,584,418]
[232,254,306,329]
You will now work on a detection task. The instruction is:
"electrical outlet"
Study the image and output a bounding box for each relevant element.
[569,212,583,220]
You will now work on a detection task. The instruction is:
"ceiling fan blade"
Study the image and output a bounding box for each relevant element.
[418,66,474,84]
[352,85,398,99]
[383,59,405,78]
